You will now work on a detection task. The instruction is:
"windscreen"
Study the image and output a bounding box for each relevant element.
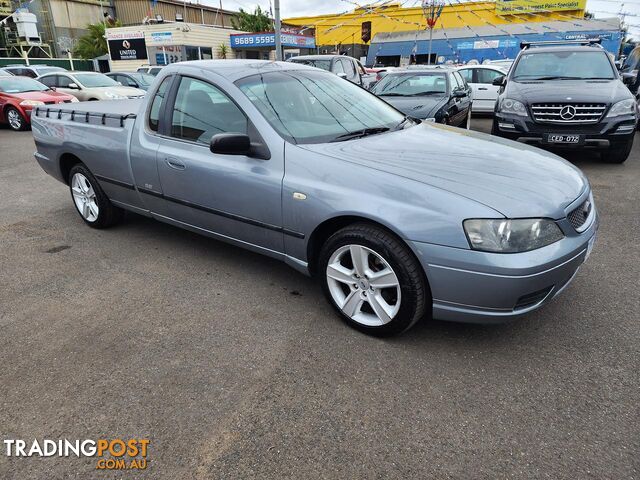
[512,51,616,80]
[288,58,332,71]
[73,73,120,88]
[372,72,448,96]
[0,77,49,93]
[236,70,406,144]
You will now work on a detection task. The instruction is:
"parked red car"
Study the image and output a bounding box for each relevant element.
[0,76,77,131]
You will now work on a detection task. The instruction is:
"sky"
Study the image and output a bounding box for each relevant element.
[206,0,640,38]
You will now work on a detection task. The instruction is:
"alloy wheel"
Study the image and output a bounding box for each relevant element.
[326,244,401,326]
[7,109,22,130]
[71,173,99,222]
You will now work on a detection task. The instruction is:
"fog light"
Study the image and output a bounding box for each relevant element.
[616,124,635,133]
[498,122,516,130]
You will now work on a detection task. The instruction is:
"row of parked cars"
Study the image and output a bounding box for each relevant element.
[0,64,161,131]
[290,40,637,163]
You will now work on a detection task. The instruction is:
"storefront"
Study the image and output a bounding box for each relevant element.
[106,23,241,72]
[230,31,316,60]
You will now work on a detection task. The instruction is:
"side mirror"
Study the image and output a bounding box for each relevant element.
[453,88,467,98]
[622,72,636,86]
[68,82,80,90]
[49,86,56,91]
[368,80,378,90]
[210,133,251,156]
[492,75,505,86]
[337,72,348,79]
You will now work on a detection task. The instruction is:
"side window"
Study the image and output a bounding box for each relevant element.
[170,77,247,144]
[58,76,72,88]
[121,76,136,87]
[477,69,504,84]
[458,68,473,83]
[39,75,56,87]
[332,59,345,75]
[24,69,37,78]
[342,59,357,79]
[148,76,171,132]
[450,72,461,90]
[453,71,466,88]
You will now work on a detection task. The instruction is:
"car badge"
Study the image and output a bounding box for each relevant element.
[560,105,576,120]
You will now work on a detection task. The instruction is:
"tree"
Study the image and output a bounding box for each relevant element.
[74,21,121,59]
[218,43,228,59]
[231,6,272,32]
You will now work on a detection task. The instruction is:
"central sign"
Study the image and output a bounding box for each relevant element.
[230,32,316,49]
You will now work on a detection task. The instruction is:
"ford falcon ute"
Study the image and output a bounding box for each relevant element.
[31,60,598,336]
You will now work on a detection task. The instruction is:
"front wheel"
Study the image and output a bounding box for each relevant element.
[319,223,429,336]
[5,106,27,131]
[602,138,633,164]
[68,164,123,228]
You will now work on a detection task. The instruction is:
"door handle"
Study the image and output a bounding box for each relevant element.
[478,87,488,91]
[166,157,186,170]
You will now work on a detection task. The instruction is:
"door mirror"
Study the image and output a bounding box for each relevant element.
[49,86,56,91]
[622,72,636,85]
[337,72,348,79]
[368,80,378,90]
[210,133,251,156]
[68,82,80,90]
[492,75,505,86]
[452,88,467,98]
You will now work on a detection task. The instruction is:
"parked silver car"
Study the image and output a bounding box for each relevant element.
[31,60,598,336]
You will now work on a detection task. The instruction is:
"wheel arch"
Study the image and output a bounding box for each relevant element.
[59,152,84,185]
[306,214,421,277]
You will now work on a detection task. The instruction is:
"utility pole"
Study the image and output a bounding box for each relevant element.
[274,0,282,61]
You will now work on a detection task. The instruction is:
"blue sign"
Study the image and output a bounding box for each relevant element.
[230,32,315,49]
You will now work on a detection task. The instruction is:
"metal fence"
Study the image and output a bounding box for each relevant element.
[0,57,95,71]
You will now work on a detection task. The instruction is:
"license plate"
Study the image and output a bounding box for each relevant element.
[545,134,583,144]
[585,234,597,261]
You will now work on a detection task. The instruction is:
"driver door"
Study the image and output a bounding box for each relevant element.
[151,75,285,254]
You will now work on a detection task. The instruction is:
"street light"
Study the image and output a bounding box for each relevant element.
[422,0,444,65]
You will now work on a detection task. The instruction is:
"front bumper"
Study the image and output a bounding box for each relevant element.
[411,192,599,324]
[494,112,636,149]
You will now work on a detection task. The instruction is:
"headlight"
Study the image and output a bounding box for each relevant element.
[19,100,44,106]
[463,218,564,253]
[69,96,79,103]
[498,98,528,117]
[104,91,126,100]
[605,99,636,118]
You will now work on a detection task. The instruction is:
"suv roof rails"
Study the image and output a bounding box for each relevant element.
[520,38,602,50]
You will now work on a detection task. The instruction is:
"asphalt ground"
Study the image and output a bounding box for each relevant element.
[0,118,638,479]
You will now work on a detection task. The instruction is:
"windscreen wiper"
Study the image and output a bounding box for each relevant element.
[330,127,390,142]
[406,91,444,96]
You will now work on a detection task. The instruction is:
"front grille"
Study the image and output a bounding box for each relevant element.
[514,286,553,310]
[62,100,73,103]
[531,103,606,124]
[568,198,592,231]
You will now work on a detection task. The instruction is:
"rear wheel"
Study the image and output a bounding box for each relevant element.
[68,164,123,228]
[319,223,429,336]
[603,138,633,164]
[5,106,27,131]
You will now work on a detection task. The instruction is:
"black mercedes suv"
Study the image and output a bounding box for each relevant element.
[492,40,637,163]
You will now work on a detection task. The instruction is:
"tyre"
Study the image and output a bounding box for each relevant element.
[319,223,429,336]
[602,138,633,164]
[491,119,499,136]
[5,106,27,131]
[68,164,123,228]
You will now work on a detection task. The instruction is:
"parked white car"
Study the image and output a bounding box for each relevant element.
[37,72,145,101]
[456,64,507,113]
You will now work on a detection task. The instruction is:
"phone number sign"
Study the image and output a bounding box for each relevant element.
[230,33,315,49]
